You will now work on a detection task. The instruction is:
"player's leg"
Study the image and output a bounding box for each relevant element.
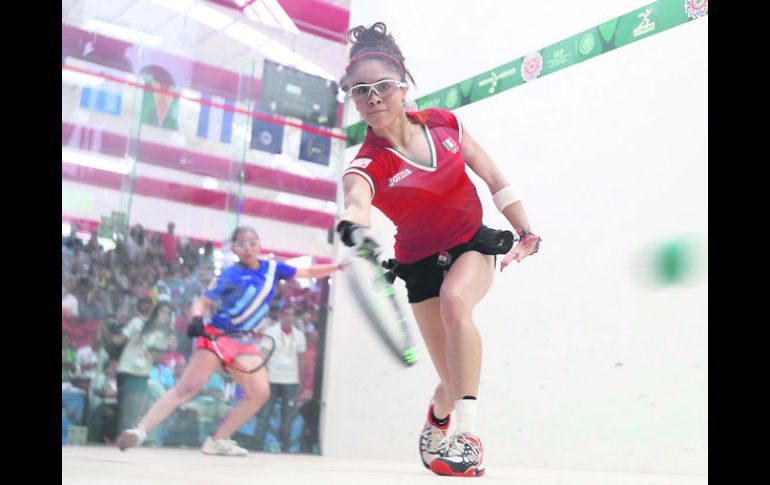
[117,349,221,451]
[430,251,494,477]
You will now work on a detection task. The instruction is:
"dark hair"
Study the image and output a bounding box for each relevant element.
[230,226,258,243]
[342,22,415,90]
[130,224,145,245]
[141,301,173,336]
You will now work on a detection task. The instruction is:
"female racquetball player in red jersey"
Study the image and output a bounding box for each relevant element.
[336,22,541,477]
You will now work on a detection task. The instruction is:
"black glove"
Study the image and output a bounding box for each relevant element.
[186,316,205,338]
[336,220,378,249]
[381,259,399,285]
[337,220,361,247]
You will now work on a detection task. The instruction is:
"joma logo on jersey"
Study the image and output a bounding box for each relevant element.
[442,137,459,154]
[388,168,413,187]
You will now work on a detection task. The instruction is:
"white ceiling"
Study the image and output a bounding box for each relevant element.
[62,0,349,81]
[61,0,349,215]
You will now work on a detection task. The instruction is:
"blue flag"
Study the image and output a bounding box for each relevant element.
[197,93,235,143]
[299,124,331,165]
[80,86,122,116]
[250,113,284,154]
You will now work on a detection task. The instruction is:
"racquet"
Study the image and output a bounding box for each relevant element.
[346,240,419,367]
[198,328,276,373]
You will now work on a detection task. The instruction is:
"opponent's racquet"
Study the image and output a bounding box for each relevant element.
[199,329,276,373]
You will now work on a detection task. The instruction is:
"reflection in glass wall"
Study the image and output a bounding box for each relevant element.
[62,0,349,454]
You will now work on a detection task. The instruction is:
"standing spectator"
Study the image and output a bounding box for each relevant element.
[255,307,307,452]
[114,301,175,433]
[300,327,319,403]
[162,222,180,267]
[146,232,165,265]
[126,224,147,263]
[298,309,316,336]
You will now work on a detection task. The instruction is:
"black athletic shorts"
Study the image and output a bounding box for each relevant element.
[388,225,514,303]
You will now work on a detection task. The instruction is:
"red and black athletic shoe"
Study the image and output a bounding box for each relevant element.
[429,432,485,477]
[419,404,450,469]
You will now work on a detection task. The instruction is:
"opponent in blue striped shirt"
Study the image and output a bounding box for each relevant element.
[118,226,343,455]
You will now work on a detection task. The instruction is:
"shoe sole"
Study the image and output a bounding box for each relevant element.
[429,459,485,477]
[201,451,249,456]
[117,434,142,452]
[201,447,248,457]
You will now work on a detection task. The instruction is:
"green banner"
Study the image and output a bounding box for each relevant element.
[541,37,578,77]
[346,0,707,146]
[616,0,694,47]
[575,28,604,62]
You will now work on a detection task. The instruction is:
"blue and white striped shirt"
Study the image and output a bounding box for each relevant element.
[204,259,297,333]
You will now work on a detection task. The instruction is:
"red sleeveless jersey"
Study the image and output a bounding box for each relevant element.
[343,109,482,263]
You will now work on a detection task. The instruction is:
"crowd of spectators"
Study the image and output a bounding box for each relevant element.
[62,220,327,453]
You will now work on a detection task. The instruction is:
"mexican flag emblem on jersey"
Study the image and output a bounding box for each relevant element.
[442,137,459,153]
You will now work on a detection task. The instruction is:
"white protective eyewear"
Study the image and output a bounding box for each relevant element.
[348,79,407,101]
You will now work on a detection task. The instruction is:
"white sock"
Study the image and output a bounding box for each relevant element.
[454,398,478,434]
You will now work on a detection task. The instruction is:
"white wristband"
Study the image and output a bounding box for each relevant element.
[492,186,520,212]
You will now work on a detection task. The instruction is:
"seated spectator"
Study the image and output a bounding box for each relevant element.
[81,287,109,321]
[87,360,119,443]
[162,334,186,370]
[75,337,100,385]
[149,348,175,392]
[84,230,102,255]
[62,333,78,387]
[62,283,79,320]
[63,222,84,251]
[146,346,175,446]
